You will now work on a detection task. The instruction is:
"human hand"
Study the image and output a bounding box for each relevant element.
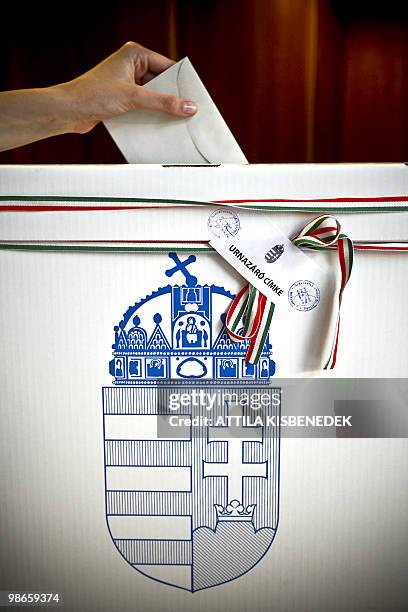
[0,41,197,152]
[62,42,197,134]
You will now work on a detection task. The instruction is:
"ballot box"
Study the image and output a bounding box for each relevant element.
[0,163,407,610]
[1,163,408,377]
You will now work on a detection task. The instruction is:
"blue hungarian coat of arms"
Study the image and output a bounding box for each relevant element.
[102,253,280,591]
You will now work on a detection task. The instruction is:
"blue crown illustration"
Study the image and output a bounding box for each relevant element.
[109,253,275,384]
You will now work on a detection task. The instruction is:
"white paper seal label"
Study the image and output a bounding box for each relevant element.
[208,209,322,306]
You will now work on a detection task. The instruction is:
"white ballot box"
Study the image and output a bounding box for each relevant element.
[0,163,407,611]
[1,163,408,377]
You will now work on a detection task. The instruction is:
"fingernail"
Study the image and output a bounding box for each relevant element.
[182,100,197,116]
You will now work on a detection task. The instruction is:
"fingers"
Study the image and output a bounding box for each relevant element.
[132,86,197,118]
[119,41,175,76]
[93,42,197,118]
[142,71,156,85]
[146,49,175,74]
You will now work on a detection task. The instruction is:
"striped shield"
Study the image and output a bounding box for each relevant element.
[102,253,280,592]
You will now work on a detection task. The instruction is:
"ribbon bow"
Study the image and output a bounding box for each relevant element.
[225,215,354,369]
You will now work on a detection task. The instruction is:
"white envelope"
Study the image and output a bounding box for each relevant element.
[103,57,248,164]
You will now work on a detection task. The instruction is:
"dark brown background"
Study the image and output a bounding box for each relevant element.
[1,0,408,164]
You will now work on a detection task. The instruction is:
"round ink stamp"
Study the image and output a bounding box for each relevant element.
[288,280,320,311]
[207,209,241,238]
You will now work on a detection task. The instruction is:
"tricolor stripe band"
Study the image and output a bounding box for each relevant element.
[1,194,408,212]
[225,215,354,369]
[226,287,275,365]
[0,240,211,253]
[0,239,407,253]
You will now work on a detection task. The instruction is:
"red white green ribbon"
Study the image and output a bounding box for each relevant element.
[226,285,276,365]
[0,239,407,253]
[225,215,354,369]
[1,194,408,212]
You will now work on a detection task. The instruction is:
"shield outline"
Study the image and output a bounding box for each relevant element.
[102,381,281,592]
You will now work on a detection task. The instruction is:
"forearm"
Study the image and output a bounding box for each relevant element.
[0,84,77,152]
[0,42,196,153]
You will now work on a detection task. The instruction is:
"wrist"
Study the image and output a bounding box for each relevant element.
[53,79,99,135]
[46,82,85,135]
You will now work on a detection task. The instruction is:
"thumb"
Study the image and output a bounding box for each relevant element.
[132,86,197,118]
